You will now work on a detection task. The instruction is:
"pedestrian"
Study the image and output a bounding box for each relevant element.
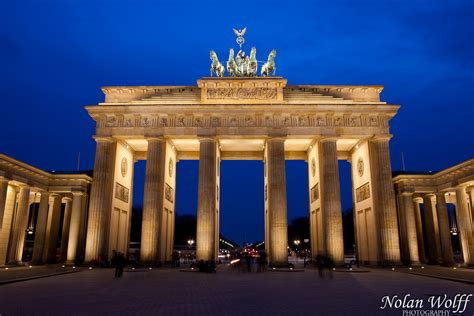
[245,252,251,273]
[116,252,126,278]
[316,254,325,278]
[113,251,120,278]
[257,251,266,272]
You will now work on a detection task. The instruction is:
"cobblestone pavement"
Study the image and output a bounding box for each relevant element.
[0,266,472,315]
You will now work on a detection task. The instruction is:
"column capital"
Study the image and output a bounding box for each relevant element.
[370,134,393,142]
[198,137,217,143]
[319,136,338,143]
[266,137,285,143]
[423,193,436,201]
[413,197,423,203]
[146,137,165,143]
[49,192,62,199]
[92,136,114,143]
[455,184,469,191]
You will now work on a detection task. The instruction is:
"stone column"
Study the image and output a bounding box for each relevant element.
[31,191,50,264]
[75,194,89,264]
[435,192,454,266]
[368,137,401,265]
[422,194,442,264]
[60,198,73,262]
[8,186,30,264]
[45,194,62,263]
[196,138,218,262]
[0,184,17,266]
[140,138,166,264]
[319,138,344,265]
[455,186,474,266]
[85,137,116,263]
[468,187,474,230]
[66,192,84,264]
[0,177,9,230]
[265,138,289,267]
[400,193,420,265]
[413,198,426,263]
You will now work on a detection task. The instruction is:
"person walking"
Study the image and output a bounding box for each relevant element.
[116,252,126,278]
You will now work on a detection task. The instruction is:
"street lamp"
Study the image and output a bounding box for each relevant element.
[293,240,300,258]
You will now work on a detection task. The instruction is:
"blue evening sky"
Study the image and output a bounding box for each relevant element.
[1,0,473,243]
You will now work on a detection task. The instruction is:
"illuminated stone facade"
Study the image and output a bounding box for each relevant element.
[394,160,474,267]
[85,77,402,266]
[0,154,91,266]
[2,77,471,268]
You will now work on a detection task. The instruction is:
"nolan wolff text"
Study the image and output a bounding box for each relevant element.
[380,294,472,315]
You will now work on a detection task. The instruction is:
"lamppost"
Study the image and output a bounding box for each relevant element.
[187,239,195,262]
[293,240,300,258]
[303,238,309,267]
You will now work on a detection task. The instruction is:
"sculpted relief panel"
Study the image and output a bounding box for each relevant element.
[97,113,387,130]
[206,87,278,100]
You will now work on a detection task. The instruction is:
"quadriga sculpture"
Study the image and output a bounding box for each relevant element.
[247,47,257,77]
[261,49,277,77]
[227,48,237,77]
[209,50,225,77]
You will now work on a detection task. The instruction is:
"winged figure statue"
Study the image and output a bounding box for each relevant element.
[233,27,247,37]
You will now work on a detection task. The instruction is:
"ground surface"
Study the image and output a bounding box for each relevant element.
[0,265,473,315]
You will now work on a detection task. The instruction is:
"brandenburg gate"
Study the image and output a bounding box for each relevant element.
[1,29,473,269]
[84,76,402,267]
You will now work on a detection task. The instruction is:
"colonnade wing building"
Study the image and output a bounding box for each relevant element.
[84,77,402,267]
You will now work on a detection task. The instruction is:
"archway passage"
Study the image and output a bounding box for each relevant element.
[220,160,264,247]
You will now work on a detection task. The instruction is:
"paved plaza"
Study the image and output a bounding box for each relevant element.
[0,266,472,315]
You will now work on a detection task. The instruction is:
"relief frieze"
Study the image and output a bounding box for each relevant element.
[98,113,385,129]
[206,87,278,100]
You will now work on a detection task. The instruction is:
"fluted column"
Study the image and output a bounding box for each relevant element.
[319,138,344,265]
[368,137,401,265]
[455,186,474,266]
[468,187,474,230]
[413,199,426,263]
[8,186,30,264]
[140,138,166,264]
[60,198,73,262]
[400,193,420,265]
[85,137,115,263]
[196,138,218,262]
[0,184,16,266]
[265,138,288,267]
[66,192,84,264]
[31,191,50,264]
[75,194,89,264]
[423,194,441,264]
[45,194,62,263]
[436,192,454,266]
[0,177,9,230]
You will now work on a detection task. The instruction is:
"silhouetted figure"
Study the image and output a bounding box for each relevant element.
[172,251,180,268]
[245,252,252,273]
[115,252,126,278]
[316,255,325,278]
[257,251,266,272]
